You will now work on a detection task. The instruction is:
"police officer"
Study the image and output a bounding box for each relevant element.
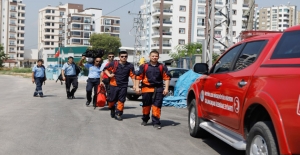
[79,56,102,107]
[103,51,136,121]
[62,56,78,99]
[32,59,46,97]
[134,50,171,129]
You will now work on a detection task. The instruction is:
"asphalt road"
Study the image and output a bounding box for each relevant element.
[0,75,245,155]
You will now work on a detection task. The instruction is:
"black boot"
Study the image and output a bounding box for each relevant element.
[70,89,76,99]
[67,91,71,99]
[110,107,115,118]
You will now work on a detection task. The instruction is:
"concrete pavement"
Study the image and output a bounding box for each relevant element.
[0,75,244,155]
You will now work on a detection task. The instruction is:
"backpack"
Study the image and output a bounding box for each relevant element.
[103,60,119,80]
[144,63,163,77]
[41,65,47,84]
[74,63,81,76]
[56,73,63,85]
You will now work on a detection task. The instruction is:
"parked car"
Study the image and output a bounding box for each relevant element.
[187,26,300,155]
[126,67,188,100]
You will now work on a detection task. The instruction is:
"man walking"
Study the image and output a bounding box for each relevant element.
[79,56,102,107]
[134,50,171,129]
[100,52,115,96]
[32,59,46,97]
[103,51,135,121]
[62,56,78,99]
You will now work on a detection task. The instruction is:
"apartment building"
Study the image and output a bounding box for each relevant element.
[190,0,252,53]
[0,0,25,67]
[141,0,190,54]
[258,5,297,31]
[101,16,120,38]
[39,4,121,50]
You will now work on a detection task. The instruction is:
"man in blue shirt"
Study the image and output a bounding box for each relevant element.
[79,56,102,107]
[62,56,78,99]
[32,59,46,97]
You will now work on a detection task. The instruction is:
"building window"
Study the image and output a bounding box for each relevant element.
[179,6,186,11]
[72,39,81,43]
[45,9,51,13]
[233,9,237,15]
[104,19,111,25]
[233,20,236,26]
[179,28,185,34]
[197,29,204,37]
[71,31,81,36]
[233,31,236,36]
[72,24,81,29]
[198,7,205,14]
[60,12,64,16]
[179,17,186,23]
[197,18,205,26]
[179,39,185,45]
[71,16,81,21]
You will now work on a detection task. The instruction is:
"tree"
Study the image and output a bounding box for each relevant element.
[89,33,122,57]
[0,45,8,68]
[170,42,202,68]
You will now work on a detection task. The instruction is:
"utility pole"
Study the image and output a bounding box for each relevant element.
[204,0,233,67]
[246,0,255,30]
[129,11,145,70]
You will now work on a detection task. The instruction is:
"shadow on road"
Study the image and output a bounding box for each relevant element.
[122,114,142,120]
[99,106,137,111]
[72,97,85,99]
[160,120,180,127]
[42,95,57,97]
[201,136,245,155]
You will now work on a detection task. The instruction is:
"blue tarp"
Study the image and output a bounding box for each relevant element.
[162,70,202,108]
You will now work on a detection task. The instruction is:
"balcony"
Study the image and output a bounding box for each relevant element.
[10,9,16,12]
[10,16,17,19]
[9,30,16,33]
[198,0,206,3]
[112,30,120,33]
[215,1,223,5]
[243,4,249,7]
[84,35,89,38]
[162,32,172,36]
[9,50,16,53]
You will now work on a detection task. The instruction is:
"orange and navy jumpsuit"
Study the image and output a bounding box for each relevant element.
[104,61,135,116]
[135,63,171,125]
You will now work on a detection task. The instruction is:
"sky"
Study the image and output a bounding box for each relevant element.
[23,0,300,49]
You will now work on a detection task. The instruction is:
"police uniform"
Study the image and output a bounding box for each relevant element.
[135,63,171,126]
[62,62,78,98]
[85,63,102,106]
[104,61,135,119]
[32,65,45,96]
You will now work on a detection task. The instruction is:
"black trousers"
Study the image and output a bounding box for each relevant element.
[86,78,100,106]
[65,75,78,97]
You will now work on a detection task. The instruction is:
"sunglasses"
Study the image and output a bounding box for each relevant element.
[120,56,128,58]
[95,61,100,62]
[108,56,114,58]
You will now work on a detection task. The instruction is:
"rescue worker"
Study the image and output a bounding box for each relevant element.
[134,50,171,129]
[100,52,115,95]
[32,59,46,97]
[103,51,136,121]
[79,56,102,107]
[62,56,78,99]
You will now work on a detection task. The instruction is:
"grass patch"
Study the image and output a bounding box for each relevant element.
[0,67,32,78]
